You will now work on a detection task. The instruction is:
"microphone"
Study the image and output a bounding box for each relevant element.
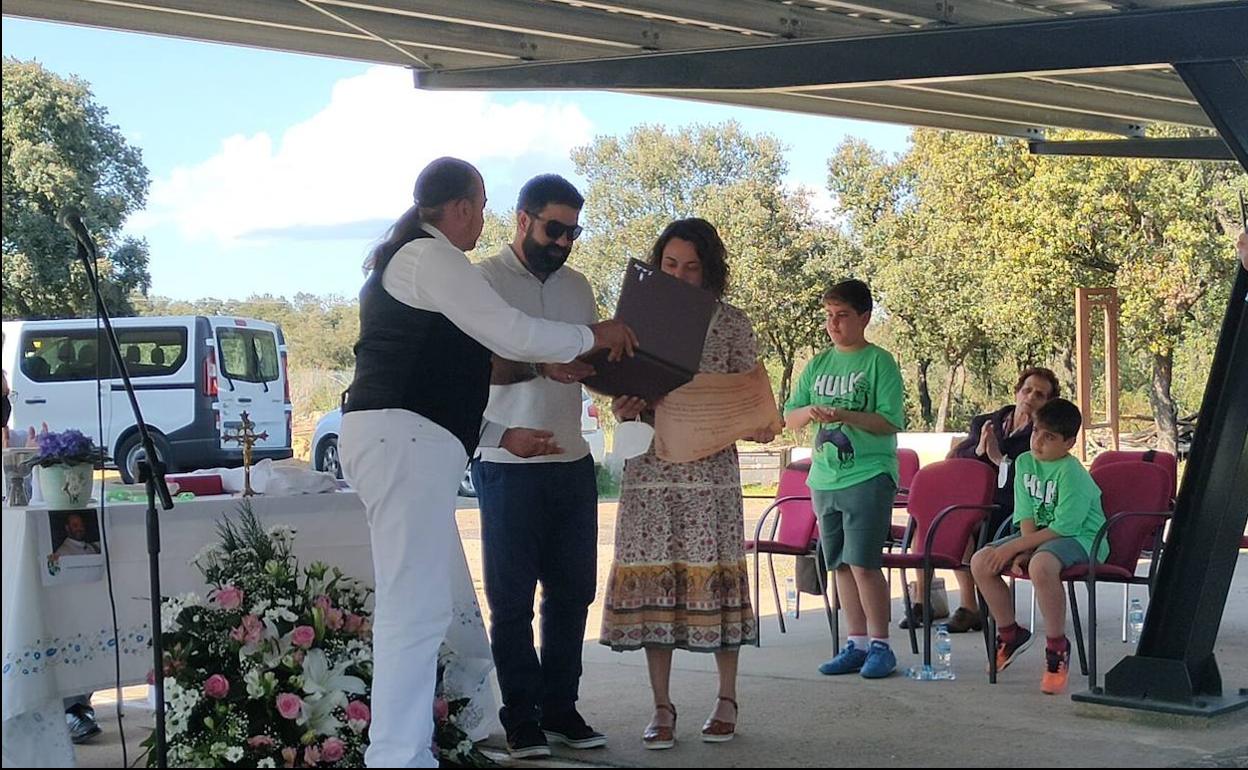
[57,205,97,259]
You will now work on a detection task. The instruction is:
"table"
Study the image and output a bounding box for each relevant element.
[2,490,493,767]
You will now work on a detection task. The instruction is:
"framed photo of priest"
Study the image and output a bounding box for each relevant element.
[39,508,105,586]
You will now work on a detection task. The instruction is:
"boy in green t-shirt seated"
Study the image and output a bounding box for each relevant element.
[784,280,906,679]
[970,398,1108,695]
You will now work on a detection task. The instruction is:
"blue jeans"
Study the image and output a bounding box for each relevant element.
[472,455,598,733]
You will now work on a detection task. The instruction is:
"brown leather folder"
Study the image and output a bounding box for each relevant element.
[581,259,717,401]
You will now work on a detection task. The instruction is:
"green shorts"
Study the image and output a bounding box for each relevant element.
[988,533,1090,569]
[811,473,897,570]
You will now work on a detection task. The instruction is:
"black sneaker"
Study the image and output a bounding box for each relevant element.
[542,710,607,749]
[506,721,552,759]
[66,704,102,745]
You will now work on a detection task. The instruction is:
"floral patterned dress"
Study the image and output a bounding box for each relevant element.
[600,302,759,652]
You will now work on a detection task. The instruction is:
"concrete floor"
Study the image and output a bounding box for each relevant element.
[74,501,1248,768]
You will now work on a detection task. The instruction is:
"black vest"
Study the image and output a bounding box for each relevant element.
[343,229,492,456]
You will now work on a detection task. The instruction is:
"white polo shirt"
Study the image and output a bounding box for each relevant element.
[476,245,597,464]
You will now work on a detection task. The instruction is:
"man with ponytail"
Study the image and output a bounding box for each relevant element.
[339,157,636,767]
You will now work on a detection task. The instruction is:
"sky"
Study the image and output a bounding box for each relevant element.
[2,17,912,301]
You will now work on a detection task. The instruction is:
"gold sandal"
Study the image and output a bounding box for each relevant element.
[701,696,738,743]
[642,703,677,750]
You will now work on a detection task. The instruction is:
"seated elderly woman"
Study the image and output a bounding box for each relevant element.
[902,367,1061,633]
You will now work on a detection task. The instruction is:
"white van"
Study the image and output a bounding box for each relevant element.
[2,316,293,483]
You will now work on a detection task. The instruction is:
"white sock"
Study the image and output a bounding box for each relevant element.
[870,637,890,648]
[849,635,869,650]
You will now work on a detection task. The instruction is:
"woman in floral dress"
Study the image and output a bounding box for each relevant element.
[600,218,773,749]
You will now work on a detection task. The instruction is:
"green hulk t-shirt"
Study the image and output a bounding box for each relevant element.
[785,343,905,491]
[1012,452,1109,562]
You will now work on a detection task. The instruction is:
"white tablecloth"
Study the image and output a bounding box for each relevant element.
[2,491,495,767]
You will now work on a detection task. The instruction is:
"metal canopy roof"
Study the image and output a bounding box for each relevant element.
[5,0,1246,143]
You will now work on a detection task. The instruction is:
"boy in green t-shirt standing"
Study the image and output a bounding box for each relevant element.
[784,280,906,679]
[970,398,1108,695]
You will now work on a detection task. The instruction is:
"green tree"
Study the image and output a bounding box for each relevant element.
[571,122,845,404]
[827,127,1242,446]
[2,58,151,319]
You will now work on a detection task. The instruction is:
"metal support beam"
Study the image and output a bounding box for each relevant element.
[1029,137,1236,161]
[1073,57,1248,718]
[416,3,1248,91]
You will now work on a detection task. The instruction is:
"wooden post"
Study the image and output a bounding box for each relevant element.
[1074,287,1120,461]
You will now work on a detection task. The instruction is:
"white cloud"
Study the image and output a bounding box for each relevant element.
[131,66,594,242]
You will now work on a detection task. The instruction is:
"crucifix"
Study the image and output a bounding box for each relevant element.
[222,411,268,497]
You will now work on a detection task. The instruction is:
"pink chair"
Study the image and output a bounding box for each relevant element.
[887,448,922,550]
[879,459,998,663]
[745,459,836,646]
[984,461,1171,688]
[1089,450,1177,503]
[1088,449,1177,639]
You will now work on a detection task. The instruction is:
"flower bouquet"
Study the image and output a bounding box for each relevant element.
[145,504,494,767]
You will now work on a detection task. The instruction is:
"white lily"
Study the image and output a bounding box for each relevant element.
[300,648,366,699]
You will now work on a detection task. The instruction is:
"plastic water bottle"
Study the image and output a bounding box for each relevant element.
[1128,598,1146,644]
[784,576,798,618]
[933,624,956,680]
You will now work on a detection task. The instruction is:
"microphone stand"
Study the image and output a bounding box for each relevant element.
[73,236,174,768]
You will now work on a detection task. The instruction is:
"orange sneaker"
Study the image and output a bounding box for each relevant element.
[992,627,1033,674]
[1041,643,1070,694]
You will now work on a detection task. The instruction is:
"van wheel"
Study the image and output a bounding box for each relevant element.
[116,433,175,485]
[316,436,343,479]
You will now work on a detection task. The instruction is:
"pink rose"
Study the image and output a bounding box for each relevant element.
[346,699,371,728]
[291,625,316,649]
[247,735,276,750]
[433,697,449,723]
[203,674,230,700]
[320,737,345,763]
[281,747,297,768]
[325,608,344,631]
[276,693,304,721]
[304,745,321,765]
[313,595,333,612]
[213,585,245,611]
[292,650,305,666]
[230,614,266,646]
[342,613,362,634]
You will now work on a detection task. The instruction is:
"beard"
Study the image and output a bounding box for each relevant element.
[521,230,571,275]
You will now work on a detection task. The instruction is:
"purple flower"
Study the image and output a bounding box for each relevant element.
[33,429,102,467]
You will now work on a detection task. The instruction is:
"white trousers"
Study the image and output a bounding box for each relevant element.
[340,409,467,768]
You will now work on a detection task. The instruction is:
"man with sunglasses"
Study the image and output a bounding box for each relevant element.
[472,175,607,759]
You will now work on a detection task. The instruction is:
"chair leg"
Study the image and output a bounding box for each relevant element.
[767,553,785,634]
[922,567,934,667]
[795,560,802,620]
[901,575,919,655]
[1087,581,1099,692]
[983,595,998,685]
[1068,582,1088,677]
[1121,584,1129,643]
[752,551,762,648]
[1029,587,1036,631]
[816,559,839,654]
[977,591,994,677]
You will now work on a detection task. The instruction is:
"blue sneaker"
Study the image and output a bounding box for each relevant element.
[860,640,897,679]
[818,640,869,675]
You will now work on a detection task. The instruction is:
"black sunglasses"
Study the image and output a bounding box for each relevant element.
[526,211,582,241]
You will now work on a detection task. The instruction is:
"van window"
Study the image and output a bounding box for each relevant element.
[217,328,280,383]
[19,328,188,382]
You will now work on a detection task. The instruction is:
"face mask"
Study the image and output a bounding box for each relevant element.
[613,420,654,460]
